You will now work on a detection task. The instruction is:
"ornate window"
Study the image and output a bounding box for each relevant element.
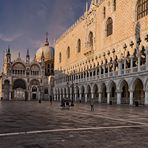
[106,17,113,36]
[137,0,148,20]
[59,52,62,63]
[77,39,81,53]
[88,31,93,48]
[67,47,70,59]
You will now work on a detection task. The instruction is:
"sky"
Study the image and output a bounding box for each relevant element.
[0,0,91,70]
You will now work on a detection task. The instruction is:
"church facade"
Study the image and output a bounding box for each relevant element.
[54,0,148,105]
[0,36,54,101]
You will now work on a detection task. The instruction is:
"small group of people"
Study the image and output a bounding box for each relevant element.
[61,98,71,109]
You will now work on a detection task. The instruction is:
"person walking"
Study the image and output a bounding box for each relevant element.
[50,95,52,105]
[90,99,94,111]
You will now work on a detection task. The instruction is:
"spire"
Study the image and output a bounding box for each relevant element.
[7,45,10,54]
[26,49,29,57]
[41,51,45,61]
[18,52,20,58]
[86,1,88,13]
[45,32,49,46]
[26,49,30,63]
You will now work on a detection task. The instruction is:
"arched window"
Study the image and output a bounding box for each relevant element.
[106,17,113,36]
[113,0,116,11]
[59,52,62,63]
[67,47,70,59]
[137,0,148,20]
[103,7,106,18]
[88,31,93,48]
[77,39,81,53]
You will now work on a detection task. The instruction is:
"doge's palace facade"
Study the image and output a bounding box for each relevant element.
[54,0,148,105]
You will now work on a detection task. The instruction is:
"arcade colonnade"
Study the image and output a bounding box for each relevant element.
[54,44,148,106]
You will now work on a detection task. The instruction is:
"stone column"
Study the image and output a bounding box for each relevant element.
[74,93,77,102]
[130,56,134,73]
[9,91,12,101]
[99,92,102,103]
[144,90,148,105]
[118,60,122,75]
[85,93,88,103]
[107,92,110,104]
[108,64,110,77]
[129,90,134,105]
[117,91,121,105]
[79,93,82,102]
[95,68,98,79]
[124,59,126,74]
[145,47,148,70]
[70,87,72,100]
[113,62,115,76]
[138,53,141,72]
[28,91,31,101]
[60,94,62,101]
[91,91,94,100]
[38,92,40,101]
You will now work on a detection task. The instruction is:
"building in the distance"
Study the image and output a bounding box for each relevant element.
[0,35,54,101]
[54,0,148,106]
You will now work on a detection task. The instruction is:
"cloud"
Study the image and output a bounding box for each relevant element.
[0,33,23,42]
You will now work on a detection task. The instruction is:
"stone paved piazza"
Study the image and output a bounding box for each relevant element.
[0,101,148,148]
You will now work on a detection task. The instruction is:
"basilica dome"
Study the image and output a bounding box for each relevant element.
[36,37,54,62]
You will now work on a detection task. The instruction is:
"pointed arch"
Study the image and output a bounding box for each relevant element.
[133,78,144,105]
[119,80,129,104]
[106,17,113,36]
[77,39,81,53]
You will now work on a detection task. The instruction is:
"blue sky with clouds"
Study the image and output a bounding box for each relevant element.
[0,0,91,70]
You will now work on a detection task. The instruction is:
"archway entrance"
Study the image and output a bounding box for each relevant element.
[32,86,38,100]
[87,85,91,102]
[3,80,10,100]
[93,84,98,103]
[110,82,117,104]
[13,79,27,101]
[81,86,85,102]
[133,79,144,105]
[30,79,40,101]
[101,83,107,103]
[121,81,129,104]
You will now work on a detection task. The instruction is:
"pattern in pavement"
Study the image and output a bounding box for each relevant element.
[0,101,148,148]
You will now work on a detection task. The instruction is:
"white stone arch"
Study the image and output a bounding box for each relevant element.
[107,80,116,92]
[30,64,41,75]
[118,79,129,91]
[130,77,144,91]
[131,77,145,105]
[107,80,117,104]
[118,79,130,104]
